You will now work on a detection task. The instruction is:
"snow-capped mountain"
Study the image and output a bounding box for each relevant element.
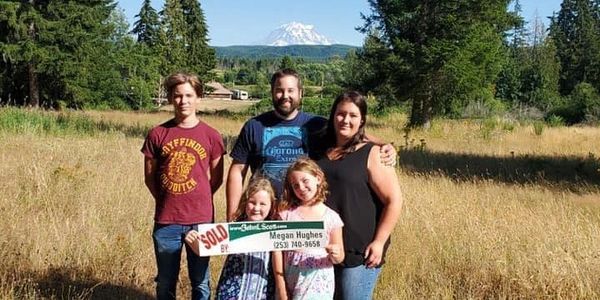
[261,22,336,46]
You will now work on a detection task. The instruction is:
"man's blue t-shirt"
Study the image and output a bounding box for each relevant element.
[230,110,327,196]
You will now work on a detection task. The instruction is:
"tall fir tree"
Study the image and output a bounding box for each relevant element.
[0,0,46,107]
[437,22,507,117]
[495,0,527,105]
[158,0,188,74]
[549,0,600,95]
[156,0,215,79]
[279,55,296,70]
[86,8,162,110]
[340,32,398,109]
[49,1,117,108]
[509,0,528,50]
[0,0,116,108]
[131,0,160,48]
[520,17,561,110]
[591,0,600,93]
[0,2,27,105]
[180,0,215,80]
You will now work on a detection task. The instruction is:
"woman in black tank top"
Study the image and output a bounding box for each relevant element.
[316,91,403,300]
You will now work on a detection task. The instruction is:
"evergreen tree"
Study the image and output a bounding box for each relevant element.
[361,0,515,127]
[495,0,527,105]
[591,0,600,92]
[0,0,116,108]
[340,32,397,108]
[0,3,19,103]
[519,16,561,110]
[0,0,46,107]
[279,55,296,70]
[180,0,215,80]
[131,0,160,48]
[549,0,600,95]
[437,22,507,117]
[495,56,523,104]
[83,8,161,109]
[51,1,117,108]
[158,0,187,74]
[498,11,561,112]
[508,0,528,49]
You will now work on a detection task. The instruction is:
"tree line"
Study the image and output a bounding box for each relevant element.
[1,0,599,127]
[214,55,346,99]
[214,45,357,60]
[347,0,600,127]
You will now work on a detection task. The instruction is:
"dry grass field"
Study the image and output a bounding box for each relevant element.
[0,108,599,299]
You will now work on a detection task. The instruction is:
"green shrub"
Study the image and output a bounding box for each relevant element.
[301,97,334,117]
[249,83,270,99]
[321,84,343,98]
[480,117,498,140]
[546,104,582,125]
[546,83,600,124]
[243,99,272,115]
[501,120,516,132]
[533,121,545,136]
[545,115,565,127]
[461,98,507,119]
[303,87,319,98]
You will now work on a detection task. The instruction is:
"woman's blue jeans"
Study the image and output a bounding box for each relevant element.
[153,223,210,300]
[334,264,382,300]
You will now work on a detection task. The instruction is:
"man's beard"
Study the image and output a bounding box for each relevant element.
[273,98,299,117]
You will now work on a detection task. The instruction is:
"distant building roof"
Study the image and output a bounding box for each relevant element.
[205,81,233,96]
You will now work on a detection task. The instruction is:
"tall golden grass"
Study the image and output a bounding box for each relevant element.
[0,109,599,299]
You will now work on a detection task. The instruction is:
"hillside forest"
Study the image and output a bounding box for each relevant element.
[1,0,599,127]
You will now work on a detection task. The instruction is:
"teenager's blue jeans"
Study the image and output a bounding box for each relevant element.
[153,223,210,300]
[334,265,382,300]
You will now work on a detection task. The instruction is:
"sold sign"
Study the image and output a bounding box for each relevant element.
[198,224,228,250]
[195,220,326,256]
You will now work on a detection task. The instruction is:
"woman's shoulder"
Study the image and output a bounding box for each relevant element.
[366,143,385,171]
[366,142,381,155]
[366,141,379,150]
[351,142,375,155]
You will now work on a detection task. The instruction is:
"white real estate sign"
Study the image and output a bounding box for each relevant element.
[195,220,326,256]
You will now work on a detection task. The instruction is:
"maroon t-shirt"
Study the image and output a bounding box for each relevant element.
[141,119,225,224]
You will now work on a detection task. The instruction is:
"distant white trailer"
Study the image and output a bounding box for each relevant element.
[153,97,168,107]
[232,89,249,100]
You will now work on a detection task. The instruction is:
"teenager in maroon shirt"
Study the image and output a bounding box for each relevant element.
[142,72,225,300]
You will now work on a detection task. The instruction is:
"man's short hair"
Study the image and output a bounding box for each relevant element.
[270,69,303,91]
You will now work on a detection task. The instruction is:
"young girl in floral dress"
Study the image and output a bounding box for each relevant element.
[185,177,276,300]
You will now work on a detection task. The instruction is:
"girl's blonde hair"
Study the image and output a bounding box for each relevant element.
[232,177,277,222]
[280,157,329,211]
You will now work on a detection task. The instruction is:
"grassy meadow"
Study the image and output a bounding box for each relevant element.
[1,107,599,299]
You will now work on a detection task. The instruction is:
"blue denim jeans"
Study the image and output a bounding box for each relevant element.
[334,265,382,300]
[153,223,210,300]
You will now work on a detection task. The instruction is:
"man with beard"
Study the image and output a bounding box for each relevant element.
[225,69,394,221]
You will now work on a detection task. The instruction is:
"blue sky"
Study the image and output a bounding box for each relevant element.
[117,0,563,47]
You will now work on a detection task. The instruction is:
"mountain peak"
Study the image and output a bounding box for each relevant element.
[281,21,313,31]
[261,22,335,46]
